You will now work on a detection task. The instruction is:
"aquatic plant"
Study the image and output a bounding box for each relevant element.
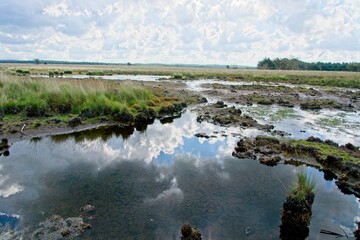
[280,171,315,240]
[316,117,345,127]
[288,171,315,202]
[270,108,301,122]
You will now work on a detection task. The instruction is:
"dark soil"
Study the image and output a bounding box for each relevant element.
[0,101,187,143]
[232,136,360,197]
[180,224,202,240]
[280,193,315,240]
[194,102,274,130]
[201,83,360,112]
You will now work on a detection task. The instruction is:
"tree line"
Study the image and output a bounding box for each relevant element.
[257,57,360,72]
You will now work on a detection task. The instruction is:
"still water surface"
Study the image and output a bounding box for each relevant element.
[0,111,359,239]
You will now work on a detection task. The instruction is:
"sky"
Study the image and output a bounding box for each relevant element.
[0,0,359,66]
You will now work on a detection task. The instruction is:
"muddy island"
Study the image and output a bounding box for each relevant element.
[233,136,360,196]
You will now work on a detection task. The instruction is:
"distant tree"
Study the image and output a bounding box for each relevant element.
[34,59,40,65]
[257,58,275,69]
[226,65,230,69]
[127,62,131,66]
[257,57,360,72]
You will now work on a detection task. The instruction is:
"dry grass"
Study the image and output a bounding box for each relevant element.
[2,63,359,88]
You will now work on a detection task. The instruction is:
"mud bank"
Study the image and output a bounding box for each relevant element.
[0,101,187,143]
[201,82,360,112]
[194,101,274,130]
[232,136,360,197]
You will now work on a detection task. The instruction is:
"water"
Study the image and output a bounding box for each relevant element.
[185,79,360,93]
[0,111,359,239]
[185,79,360,146]
[31,74,171,81]
[29,75,360,145]
[241,104,360,146]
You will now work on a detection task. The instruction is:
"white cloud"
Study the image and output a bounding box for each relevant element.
[0,0,359,65]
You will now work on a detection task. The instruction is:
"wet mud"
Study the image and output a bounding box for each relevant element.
[233,136,360,197]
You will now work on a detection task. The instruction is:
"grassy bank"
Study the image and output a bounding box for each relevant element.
[290,139,360,164]
[2,63,360,88]
[0,73,178,125]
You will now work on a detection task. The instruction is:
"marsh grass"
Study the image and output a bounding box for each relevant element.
[316,117,345,127]
[291,140,359,164]
[0,73,154,119]
[4,64,360,88]
[289,171,315,202]
[270,108,301,122]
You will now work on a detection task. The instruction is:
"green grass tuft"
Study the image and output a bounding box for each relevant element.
[289,171,315,202]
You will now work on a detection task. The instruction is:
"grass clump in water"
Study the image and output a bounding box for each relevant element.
[280,170,315,239]
[288,171,315,202]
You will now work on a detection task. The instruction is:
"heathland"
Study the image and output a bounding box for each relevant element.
[0,63,359,141]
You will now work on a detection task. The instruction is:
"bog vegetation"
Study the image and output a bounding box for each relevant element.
[7,64,360,89]
[288,171,316,202]
[0,73,158,120]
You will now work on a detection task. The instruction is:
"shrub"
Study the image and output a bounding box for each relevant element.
[173,74,183,79]
[15,69,30,75]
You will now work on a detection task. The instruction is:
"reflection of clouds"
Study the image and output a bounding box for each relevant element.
[0,183,24,198]
[1,113,359,239]
[71,111,244,169]
[144,178,184,204]
[242,105,360,145]
[187,79,360,146]
[0,173,8,185]
[0,171,24,197]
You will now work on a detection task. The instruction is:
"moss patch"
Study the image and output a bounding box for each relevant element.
[290,140,359,164]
